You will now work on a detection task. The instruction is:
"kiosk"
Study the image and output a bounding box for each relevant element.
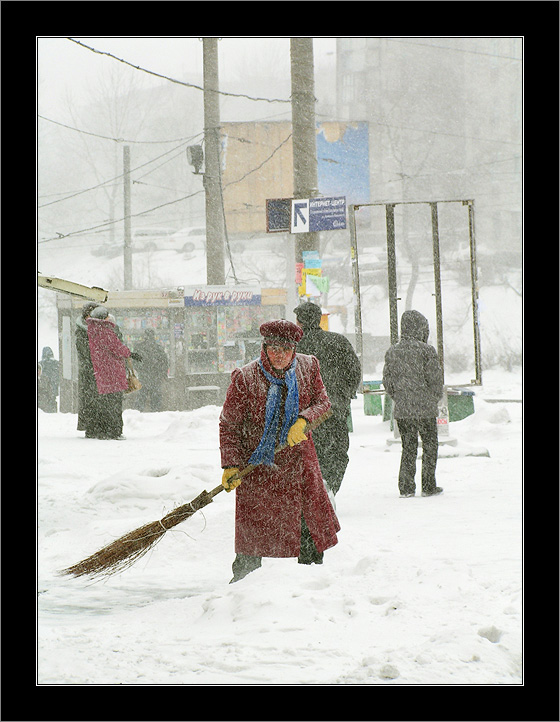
[57,285,287,412]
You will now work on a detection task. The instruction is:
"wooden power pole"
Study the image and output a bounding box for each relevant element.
[290,38,320,262]
[123,145,132,289]
[202,38,226,285]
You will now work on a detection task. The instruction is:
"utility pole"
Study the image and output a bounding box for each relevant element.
[430,202,445,379]
[123,145,132,289]
[202,38,226,286]
[290,38,320,263]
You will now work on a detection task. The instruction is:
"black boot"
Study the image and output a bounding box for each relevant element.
[421,486,443,497]
[298,516,324,565]
[229,554,262,583]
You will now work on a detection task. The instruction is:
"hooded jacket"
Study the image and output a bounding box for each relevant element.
[86,317,131,394]
[295,326,361,418]
[382,310,443,418]
[39,347,59,394]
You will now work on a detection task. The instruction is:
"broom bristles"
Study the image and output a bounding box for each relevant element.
[60,410,333,580]
[59,490,214,579]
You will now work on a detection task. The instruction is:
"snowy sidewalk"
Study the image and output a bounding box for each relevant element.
[37,371,522,685]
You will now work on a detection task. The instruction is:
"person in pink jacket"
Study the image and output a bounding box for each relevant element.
[86,306,141,439]
[219,319,340,583]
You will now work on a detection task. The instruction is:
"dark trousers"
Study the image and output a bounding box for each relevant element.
[86,392,123,439]
[77,372,99,431]
[138,384,163,412]
[311,413,350,495]
[396,417,439,495]
[230,516,323,583]
[38,390,57,413]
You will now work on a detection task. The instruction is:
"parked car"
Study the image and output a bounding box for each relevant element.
[168,226,206,254]
[90,227,177,256]
[91,242,122,258]
[131,227,177,252]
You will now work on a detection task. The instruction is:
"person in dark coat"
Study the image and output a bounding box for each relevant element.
[38,347,59,413]
[293,302,362,498]
[133,329,169,411]
[75,302,101,435]
[382,310,444,498]
[219,319,340,583]
[86,306,141,439]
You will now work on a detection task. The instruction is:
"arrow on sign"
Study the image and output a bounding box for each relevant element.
[291,199,309,233]
[293,203,308,226]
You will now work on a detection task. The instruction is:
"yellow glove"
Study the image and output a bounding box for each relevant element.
[222,467,241,492]
[287,418,308,447]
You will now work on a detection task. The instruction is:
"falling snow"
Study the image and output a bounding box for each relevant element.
[38,369,521,685]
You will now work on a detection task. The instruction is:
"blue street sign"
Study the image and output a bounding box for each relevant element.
[268,196,347,234]
[309,196,346,232]
[290,196,346,233]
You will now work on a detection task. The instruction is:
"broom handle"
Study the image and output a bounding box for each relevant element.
[208,409,333,500]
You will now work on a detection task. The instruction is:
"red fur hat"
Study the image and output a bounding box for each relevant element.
[259,319,303,345]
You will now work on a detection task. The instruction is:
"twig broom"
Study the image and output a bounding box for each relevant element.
[60,410,332,580]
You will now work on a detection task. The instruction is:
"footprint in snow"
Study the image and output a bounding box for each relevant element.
[379,663,400,679]
[478,625,503,643]
[142,468,171,478]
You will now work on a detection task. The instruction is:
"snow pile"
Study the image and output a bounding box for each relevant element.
[37,369,522,685]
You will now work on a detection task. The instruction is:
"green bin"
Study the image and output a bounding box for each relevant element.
[363,380,383,416]
[380,387,475,425]
[447,388,475,422]
[383,394,392,422]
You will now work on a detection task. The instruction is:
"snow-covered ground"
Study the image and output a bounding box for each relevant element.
[37,369,522,685]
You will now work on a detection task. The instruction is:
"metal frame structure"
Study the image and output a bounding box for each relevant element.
[349,199,482,387]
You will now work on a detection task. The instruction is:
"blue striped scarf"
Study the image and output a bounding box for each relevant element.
[249,357,299,466]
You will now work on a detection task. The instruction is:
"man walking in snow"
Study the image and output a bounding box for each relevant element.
[76,302,101,436]
[134,329,169,411]
[219,319,340,583]
[38,347,59,413]
[293,302,362,498]
[382,310,444,498]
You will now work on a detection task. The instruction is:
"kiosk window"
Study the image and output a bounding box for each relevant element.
[186,308,219,373]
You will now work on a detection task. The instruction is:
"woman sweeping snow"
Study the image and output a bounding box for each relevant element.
[219,319,340,583]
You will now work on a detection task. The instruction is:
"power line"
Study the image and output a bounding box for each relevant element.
[384,155,522,184]
[38,114,200,145]
[385,38,522,62]
[370,117,521,147]
[38,138,197,208]
[39,149,189,200]
[223,133,293,189]
[39,189,205,244]
[68,38,292,104]
[134,145,199,182]
[39,131,293,244]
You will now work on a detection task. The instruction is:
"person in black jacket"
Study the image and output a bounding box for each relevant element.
[75,302,101,436]
[133,329,168,411]
[382,310,444,498]
[294,302,362,498]
[38,347,59,412]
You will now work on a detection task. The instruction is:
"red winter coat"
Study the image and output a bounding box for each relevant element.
[219,351,340,558]
[86,318,131,394]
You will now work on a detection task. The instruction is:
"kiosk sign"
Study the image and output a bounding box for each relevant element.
[184,286,261,306]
